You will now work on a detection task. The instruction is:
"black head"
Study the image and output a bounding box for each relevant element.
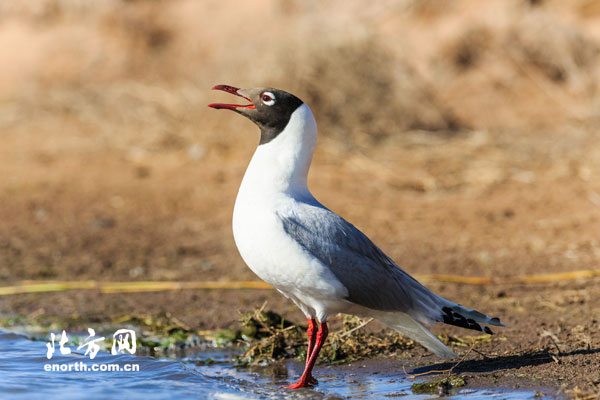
[208,85,304,144]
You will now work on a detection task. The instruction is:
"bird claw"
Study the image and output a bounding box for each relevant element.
[280,382,310,389]
[280,376,317,389]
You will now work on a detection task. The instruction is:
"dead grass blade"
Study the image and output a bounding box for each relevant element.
[0,269,598,296]
[99,281,273,293]
[0,280,272,296]
[418,269,600,285]
[0,281,98,295]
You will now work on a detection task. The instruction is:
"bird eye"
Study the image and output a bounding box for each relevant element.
[261,92,276,106]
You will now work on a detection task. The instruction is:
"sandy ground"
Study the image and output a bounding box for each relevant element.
[1,0,600,397]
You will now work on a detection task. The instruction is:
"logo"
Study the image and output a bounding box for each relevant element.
[46,328,137,360]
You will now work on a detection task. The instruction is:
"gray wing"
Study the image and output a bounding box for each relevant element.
[278,202,441,315]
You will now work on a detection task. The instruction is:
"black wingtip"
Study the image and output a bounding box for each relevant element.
[441,306,501,334]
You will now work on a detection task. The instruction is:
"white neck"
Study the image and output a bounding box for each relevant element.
[238,103,318,198]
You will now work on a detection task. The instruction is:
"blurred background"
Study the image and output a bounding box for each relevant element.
[0,0,599,331]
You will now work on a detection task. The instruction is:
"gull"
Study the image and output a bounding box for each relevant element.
[209,85,504,389]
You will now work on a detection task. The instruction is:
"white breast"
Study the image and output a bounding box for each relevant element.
[232,104,348,319]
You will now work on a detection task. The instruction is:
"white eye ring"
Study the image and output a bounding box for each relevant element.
[261,92,276,106]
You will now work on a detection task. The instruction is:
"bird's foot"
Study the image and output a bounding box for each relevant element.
[281,376,317,389]
[281,382,308,389]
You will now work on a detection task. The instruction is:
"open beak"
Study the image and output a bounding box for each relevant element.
[208,85,256,110]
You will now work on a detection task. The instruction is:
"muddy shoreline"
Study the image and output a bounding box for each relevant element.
[1,277,598,397]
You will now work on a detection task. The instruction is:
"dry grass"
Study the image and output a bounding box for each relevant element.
[235,309,417,366]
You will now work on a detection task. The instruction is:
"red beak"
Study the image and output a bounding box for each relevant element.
[208,85,256,110]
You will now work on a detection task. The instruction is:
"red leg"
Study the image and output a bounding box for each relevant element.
[305,318,318,385]
[284,321,328,389]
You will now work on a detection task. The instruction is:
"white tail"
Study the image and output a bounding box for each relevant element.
[374,311,456,358]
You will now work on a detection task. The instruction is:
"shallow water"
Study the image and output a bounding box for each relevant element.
[0,331,547,399]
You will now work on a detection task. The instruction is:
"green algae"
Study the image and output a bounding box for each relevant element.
[411,376,467,394]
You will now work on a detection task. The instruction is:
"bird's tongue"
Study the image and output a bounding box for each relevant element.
[208,85,255,110]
